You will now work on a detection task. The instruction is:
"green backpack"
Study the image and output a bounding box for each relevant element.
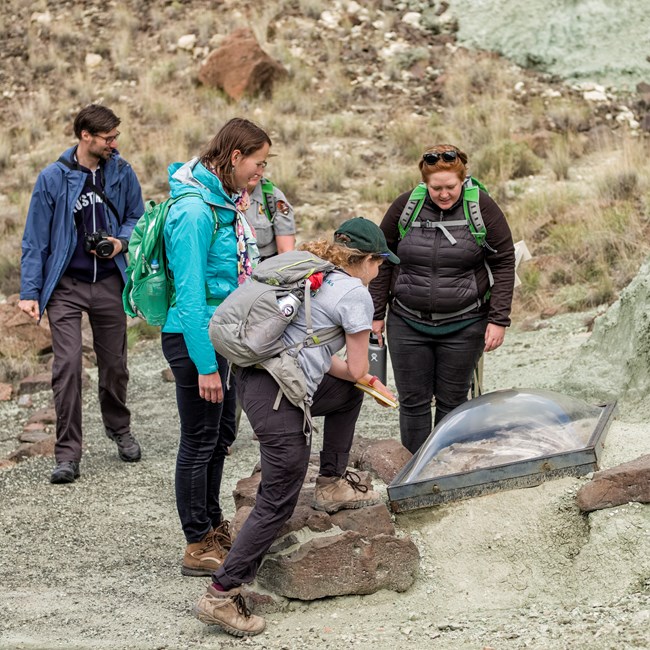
[122,193,217,326]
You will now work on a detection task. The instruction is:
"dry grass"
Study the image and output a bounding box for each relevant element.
[510,166,650,313]
[359,168,421,205]
[0,355,42,385]
[0,0,648,334]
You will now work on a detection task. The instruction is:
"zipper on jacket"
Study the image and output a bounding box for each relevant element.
[92,169,98,282]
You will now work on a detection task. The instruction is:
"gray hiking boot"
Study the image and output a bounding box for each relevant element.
[106,431,141,462]
[194,585,265,637]
[312,470,382,513]
[50,461,80,484]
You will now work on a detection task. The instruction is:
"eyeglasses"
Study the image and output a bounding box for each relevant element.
[422,151,458,165]
[94,131,120,145]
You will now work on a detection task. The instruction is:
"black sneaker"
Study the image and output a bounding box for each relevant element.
[107,431,142,462]
[50,461,80,484]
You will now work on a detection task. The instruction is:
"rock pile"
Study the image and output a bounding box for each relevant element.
[231,442,419,602]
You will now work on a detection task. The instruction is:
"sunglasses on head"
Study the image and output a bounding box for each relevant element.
[422,151,458,165]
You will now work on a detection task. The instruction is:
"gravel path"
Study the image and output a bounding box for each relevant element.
[1,311,649,649]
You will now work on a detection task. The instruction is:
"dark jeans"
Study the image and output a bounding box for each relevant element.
[47,274,130,463]
[213,368,363,589]
[161,333,237,543]
[387,310,487,454]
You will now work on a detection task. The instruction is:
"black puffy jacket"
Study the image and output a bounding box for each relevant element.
[370,188,515,327]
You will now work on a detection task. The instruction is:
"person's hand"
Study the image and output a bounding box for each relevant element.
[371,319,385,347]
[198,372,223,403]
[359,373,397,407]
[18,299,40,321]
[484,323,506,352]
[88,237,123,259]
[97,237,123,259]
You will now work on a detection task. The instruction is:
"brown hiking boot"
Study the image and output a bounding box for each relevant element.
[182,529,228,577]
[312,470,382,513]
[212,520,232,552]
[194,585,265,637]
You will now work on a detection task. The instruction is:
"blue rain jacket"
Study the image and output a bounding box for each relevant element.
[20,146,144,317]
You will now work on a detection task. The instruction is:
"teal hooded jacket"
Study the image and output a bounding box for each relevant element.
[162,158,240,375]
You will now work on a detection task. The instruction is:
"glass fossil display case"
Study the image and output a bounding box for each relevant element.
[388,389,616,513]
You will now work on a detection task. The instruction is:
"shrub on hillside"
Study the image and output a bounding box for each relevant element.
[473,140,542,184]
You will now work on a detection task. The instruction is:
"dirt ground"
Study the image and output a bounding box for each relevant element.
[1,309,649,650]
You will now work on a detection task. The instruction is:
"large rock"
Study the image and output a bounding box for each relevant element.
[232,467,375,539]
[330,503,395,537]
[18,373,52,395]
[7,434,55,462]
[0,302,52,358]
[257,531,419,599]
[576,454,650,512]
[560,258,650,402]
[198,28,288,100]
[25,406,57,426]
[355,438,412,484]
[230,454,419,600]
[0,383,12,401]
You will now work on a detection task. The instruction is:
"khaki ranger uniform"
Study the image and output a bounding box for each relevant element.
[244,179,296,260]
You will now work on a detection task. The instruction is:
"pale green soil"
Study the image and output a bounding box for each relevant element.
[1,311,649,649]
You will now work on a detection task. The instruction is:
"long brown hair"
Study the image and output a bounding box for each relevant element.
[200,118,272,195]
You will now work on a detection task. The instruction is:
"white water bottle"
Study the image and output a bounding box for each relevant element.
[151,259,160,274]
[368,333,387,385]
[277,293,301,320]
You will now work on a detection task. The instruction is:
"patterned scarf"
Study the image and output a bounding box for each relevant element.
[233,189,259,284]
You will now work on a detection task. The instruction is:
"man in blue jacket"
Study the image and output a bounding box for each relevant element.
[19,104,145,484]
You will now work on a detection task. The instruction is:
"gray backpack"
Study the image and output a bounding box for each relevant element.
[209,251,341,420]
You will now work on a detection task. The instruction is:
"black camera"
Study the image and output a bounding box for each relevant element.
[83,230,114,258]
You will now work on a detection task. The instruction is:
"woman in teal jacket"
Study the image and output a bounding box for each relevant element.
[161,118,269,577]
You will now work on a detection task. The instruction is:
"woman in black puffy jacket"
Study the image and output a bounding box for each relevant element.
[370,144,515,454]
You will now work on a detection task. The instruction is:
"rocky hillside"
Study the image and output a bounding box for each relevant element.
[0,0,649,316]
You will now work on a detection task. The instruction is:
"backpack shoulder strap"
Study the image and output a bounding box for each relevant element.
[398,183,427,240]
[462,177,496,288]
[462,176,497,253]
[261,179,276,223]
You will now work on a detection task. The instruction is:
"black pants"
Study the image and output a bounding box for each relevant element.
[387,310,487,454]
[213,368,363,589]
[161,333,237,543]
[47,274,130,463]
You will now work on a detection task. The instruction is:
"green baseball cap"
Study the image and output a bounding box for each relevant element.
[333,217,400,264]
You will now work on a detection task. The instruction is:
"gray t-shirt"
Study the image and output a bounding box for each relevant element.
[245,180,296,258]
[281,270,374,396]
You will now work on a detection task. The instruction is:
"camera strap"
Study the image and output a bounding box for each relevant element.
[57,155,123,225]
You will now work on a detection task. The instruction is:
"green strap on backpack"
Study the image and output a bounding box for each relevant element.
[122,193,219,326]
[260,178,277,223]
[397,176,492,249]
[396,175,496,293]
